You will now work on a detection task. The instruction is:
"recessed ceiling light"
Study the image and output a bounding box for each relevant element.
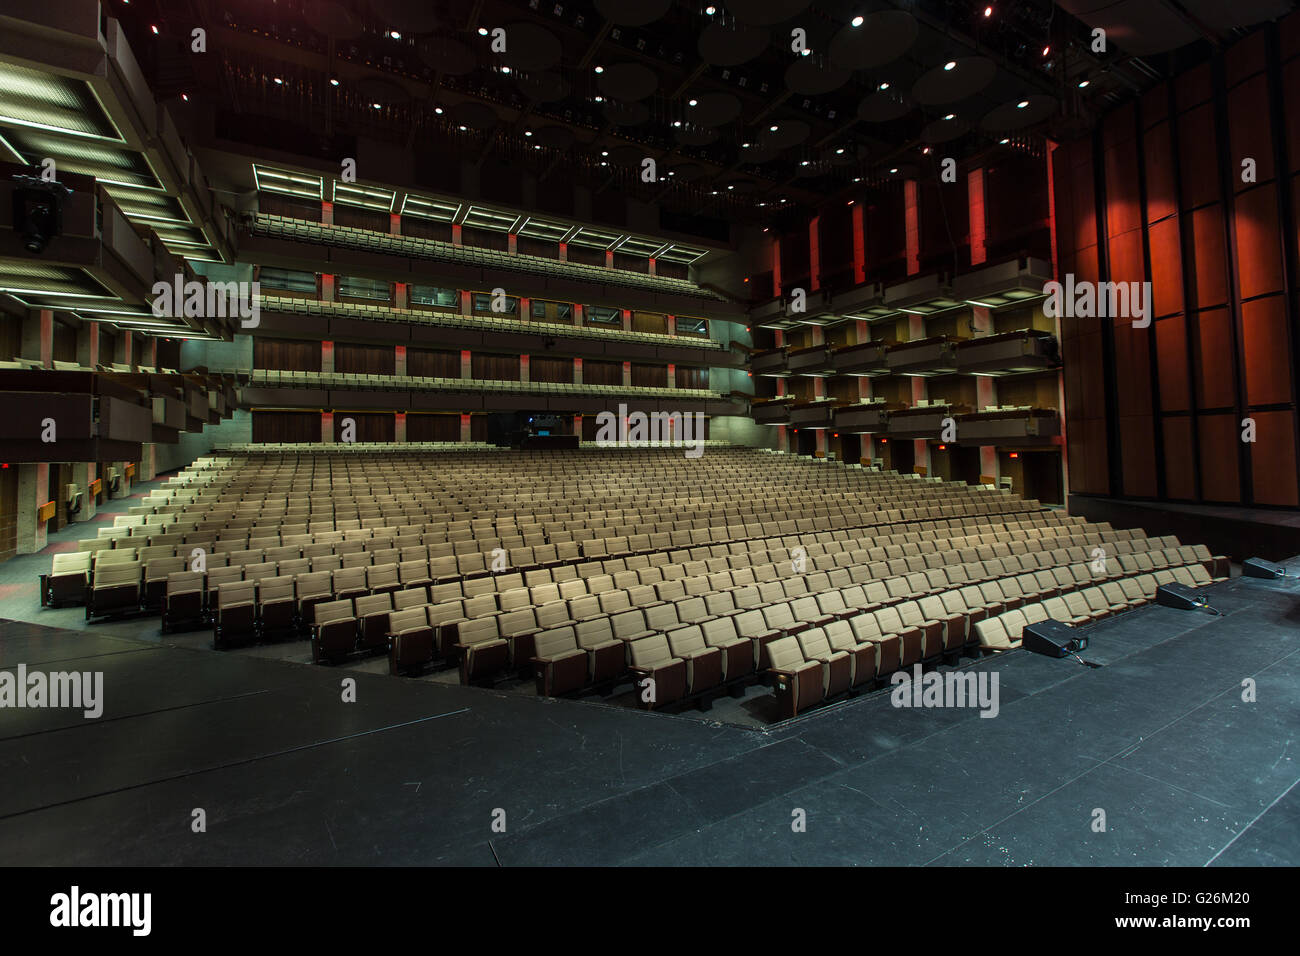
[434,106,443,114]
[852,16,864,27]
[800,160,809,166]
[801,49,811,56]
[999,138,1010,145]
[1017,100,1029,108]
[847,199,854,205]
[601,161,608,166]
[595,95,604,102]
[944,113,955,120]
[329,76,340,87]
[878,82,890,91]
[1077,79,1090,88]
[389,30,401,39]
[944,61,956,71]
[769,124,778,131]
[459,124,467,130]
[1042,45,1051,57]
[534,145,541,150]
[853,176,861,182]
[372,102,382,109]
[525,130,533,136]
[890,167,898,173]
[601,150,609,156]
[984,5,993,17]
[689,98,698,106]
[922,146,932,154]
[706,5,717,14]
[150,24,159,34]
[836,148,845,155]
[594,66,604,73]
[273,77,283,85]
[501,66,511,74]
[742,142,751,148]
[181,93,189,101]
[727,185,734,189]
[478,27,489,36]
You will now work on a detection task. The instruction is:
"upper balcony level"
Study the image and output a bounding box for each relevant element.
[245,214,745,317]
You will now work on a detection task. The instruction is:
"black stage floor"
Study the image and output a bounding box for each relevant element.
[1,562,1297,866]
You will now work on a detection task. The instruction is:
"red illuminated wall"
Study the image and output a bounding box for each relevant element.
[1054,15,1300,508]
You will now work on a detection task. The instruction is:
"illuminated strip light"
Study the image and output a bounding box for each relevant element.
[253,164,324,199]
[332,181,396,211]
[399,195,460,220]
[0,131,26,163]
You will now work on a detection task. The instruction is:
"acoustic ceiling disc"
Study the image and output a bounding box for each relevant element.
[689,91,742,128]
[856,91,912,122]
[1056,0,1200,55]
[416,36,475,74]
[980,94,1058,131]
[451,101,499,130]
[356,75,409,104]
[603,101,651,126]
[764,119,810,148]
[305,1,362,39]
[911,57,997,105]
[515,71,569,102]
[593,0,674,26]
[370,0,440,33]
[675,126,720,146]
[828,11,919,70]
[784,57,850,95]
[726,0,813,26]
[669,162,707,182]
[532,125,574,149]
[598,62,659,101]
[498,22,562,71]
[921,116,971,143]
[699,23,770,66]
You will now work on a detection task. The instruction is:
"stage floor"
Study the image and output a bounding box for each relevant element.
[1,560,1297,866]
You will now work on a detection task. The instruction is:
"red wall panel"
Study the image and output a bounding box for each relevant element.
[1148,216,1184,318]
[1119,413,1158,497]
[1155,315,1191,412]
[1228,75,1275,191]
[1233,184,1285,300]
[1194,308,1238,409]
[1197,413,1242,502]
[1249,410,1300,506]
[1144,121,1177,224]
[1179,104,1221,210]
[1104,138,1143,239]
[1161,417,1196,500]
[1191,205,1229,308]
[1240,296,1293,406]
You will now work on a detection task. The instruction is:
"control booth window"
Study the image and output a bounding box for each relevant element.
[531,300,548,318]
[677,317,708,337]
[585,306,621,327]
[409,285,458,309]
[338,276,391,302]
[258,267,317,295]
[557,303,573,321]
[473,292,518,315]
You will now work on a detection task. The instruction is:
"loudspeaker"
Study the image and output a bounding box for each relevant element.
[1155,582,1202,610]
[1023,619,1087,658]
[1242,557,1285,579]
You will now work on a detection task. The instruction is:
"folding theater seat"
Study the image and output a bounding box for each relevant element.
[795,628,854,700]
[311,599,357,663]
[917,594,967,651]
[213,581,258,648]
[627,636,688,710]
[699,616,756,680]
[296,570,335,626]
[204,566,243,610]
[257,575,297,638]
[332,567,369,603]
[387,607,436,675]
[353,593,394,651]
[576,618,626,684]
[824,619,877,687]
[367,562,401,595]
[1042,596,1089,626]
[532,627,589,696]
[162,571,205,632]
[456,618,511,685]
[665,626,724,695]
[895,601,947,659]
[732,608,782,667]
[43,552,92,607]
[87,563,142,619]
[868,606,924,668]
[973,616,1013,650]
[766,636,825,719]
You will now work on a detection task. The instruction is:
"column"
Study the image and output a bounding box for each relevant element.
[519,297,530,323]
[321,274,336,301]
[394,345,407,377]
[622,361,631,387]
[558,242,568,262]
[667,364,676,389]
[460,413,472,443]
[452,223,463,246]
[21,309,53,368]
[321,411,334,443]
[520,354,530,384]
[909,314,929,475]
[573,357,583,385]
[648,257,657,277]
[666,315,676,336]
[389,212,401,236]
[461,350,472,380]
[622,309,632,332]
[16,463,49,554]
[321,201,334,226]
[321,340,335,374]
[395,411,406,442]
[394,282,408,309]
[972,305,999,484]
[507,232,517,255]
[75,322,99,369]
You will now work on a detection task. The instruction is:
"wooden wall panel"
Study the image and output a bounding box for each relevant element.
[408,348,459,379]
[252,410,319,443]
[254,337,322,372]
[1197,413,1242,502]
[1233,184,1285,300]
[472,353,520,381]
[1250,410,1300,505]
[1161,416,1197,500]
[406,413,459,442]
[1179,104,1221,210]
[334,412,394,442]
[1241,297,1293,407]
[1191,205,1229,308]
[1148,216,1184,318]
[1193,309,1238,409]
[335,343,395,375]
[1154,315,1191,411]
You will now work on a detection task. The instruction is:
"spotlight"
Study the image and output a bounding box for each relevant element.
[594,95,604,102]
[372,102,382,109]
[944,60,956,71]
[878,81,890,90]
[1017,100,1029,108]
[1042,45,1051,57]
[459,124,467,130]
[594,65,604,73]
[984,5,993,17]
[525,130,533,136]
[11,172,72,254]
[689,98,698,106]
[501,66,511,74]
[478,27,489,36]
[181,93,189,102]
[150,24,159,35]
[999,138,1009,144]
[769,124,778,131]
[1077,79,1090,88]
[944,113,955,120]
[273,77,283,85]
[852,15,864,27]
[889,167,898,173]
[601,150,609,156]
[329,75,340,86]
[389,30,401,39]
[434,106,443,114]
[705,5,717,14]
[836,148,845,154]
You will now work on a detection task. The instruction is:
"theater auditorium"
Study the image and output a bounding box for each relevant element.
[0,0,1297,873]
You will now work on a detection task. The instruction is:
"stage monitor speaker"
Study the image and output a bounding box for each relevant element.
[1242,557,1285,579]
[1023,619,1088,658]
[1155,582,1203,610]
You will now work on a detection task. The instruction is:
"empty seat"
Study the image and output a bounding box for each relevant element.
[87,563,141,619]
[43,552,93,607]
[213,581,257,648]
[665,626,723,694]
[257,575,297,637]
[387,607,435,676]
[795,628,853,700]
[766,636,825,719]
[532,626,589,697]
[456,617,510,684]
[311,599,357,663]
[627,636,687,710]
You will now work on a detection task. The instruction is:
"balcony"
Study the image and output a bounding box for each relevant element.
[954,329,1060,376]
[887,401,970,439]
[752,396,794,425]
[751,349,791,377]
[885,336,960,376]
[952,256,1052,311]
[956,406,1061,444]
[786,345,835,377]
[831,341,891,376]
[832,341,891,376]
[832,400,891,434]
[789,399,837,429]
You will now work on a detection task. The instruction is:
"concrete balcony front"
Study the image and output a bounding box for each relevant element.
[789,399,837,429]
[832,400,892,434]
[956,406,1061,444]
[955,329,1060,376]
[751,349,791,377]
[786,345,835,377]
[752,396,794,425]
[831,341,891,376]
[885,336,960,376]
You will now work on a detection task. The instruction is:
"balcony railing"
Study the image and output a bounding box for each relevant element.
[752,396,794,425]
[954,329,1059,376]
[831,341,891,376]
[751,349,791,377]
[885,336,960,376]
[832,400,892,433]
[956,406,1061,443]
[786,345,835,377]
